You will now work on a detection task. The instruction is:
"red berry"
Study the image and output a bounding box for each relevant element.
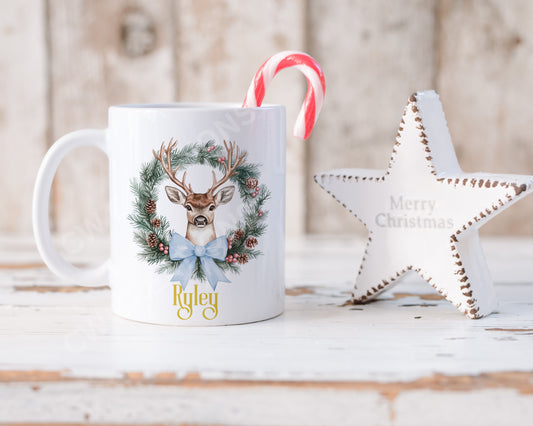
[163,250,168,255]
[165,246,168,250]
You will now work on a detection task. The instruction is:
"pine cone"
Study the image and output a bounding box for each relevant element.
[245,236,258,249]
[246,177,258,189]
[234,229,245,240]
[151,218,161,228]
[145,199,157,214]
[237,253,249,264]
[147,232,159,247]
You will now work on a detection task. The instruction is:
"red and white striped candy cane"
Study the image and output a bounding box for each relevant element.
[242,51,326,140]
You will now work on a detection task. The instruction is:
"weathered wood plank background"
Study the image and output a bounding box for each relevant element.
[2,0,533,238]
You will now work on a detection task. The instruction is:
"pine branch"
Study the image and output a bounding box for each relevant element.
[214,259,239,274]
[192,257,206,281]
[157,261,180,275]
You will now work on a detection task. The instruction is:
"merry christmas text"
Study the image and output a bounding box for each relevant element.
[173,284,218,320]
[389,195,436,214]
[375,195,454,229]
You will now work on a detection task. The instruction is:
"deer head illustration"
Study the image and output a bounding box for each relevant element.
[153,140,246,247]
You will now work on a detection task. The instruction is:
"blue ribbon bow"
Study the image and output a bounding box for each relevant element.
[168,233,230,290]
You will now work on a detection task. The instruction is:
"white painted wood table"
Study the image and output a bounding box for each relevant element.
[1,235,533,425]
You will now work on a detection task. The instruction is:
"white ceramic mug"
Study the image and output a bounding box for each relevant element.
[33,103,286,325]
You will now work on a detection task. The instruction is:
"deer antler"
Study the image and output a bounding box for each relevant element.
[208,140,247,195]
[152,139,193,195]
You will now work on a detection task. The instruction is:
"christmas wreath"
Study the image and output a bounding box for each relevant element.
[128,139,270,282]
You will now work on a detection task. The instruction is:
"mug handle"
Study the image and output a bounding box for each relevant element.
[32,129,109,286]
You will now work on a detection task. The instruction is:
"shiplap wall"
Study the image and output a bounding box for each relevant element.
[2,0,533,238]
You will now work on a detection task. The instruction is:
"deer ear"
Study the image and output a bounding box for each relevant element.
[215,186,235,205]
[165,186,186,205]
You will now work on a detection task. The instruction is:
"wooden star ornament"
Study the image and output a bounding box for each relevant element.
[315,90,533,318]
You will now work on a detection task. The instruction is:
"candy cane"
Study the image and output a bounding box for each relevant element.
[242,51,326,140]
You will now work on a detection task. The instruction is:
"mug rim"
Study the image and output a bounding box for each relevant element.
[110,102,283,111]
